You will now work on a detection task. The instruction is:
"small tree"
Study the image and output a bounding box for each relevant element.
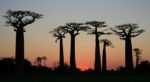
[111,24,144,71]
[100,39,113,71]
[36,57,42,67]
[62,22,90,70]
[4,10,43,75]
[86,21,110,72]
[134,48,142,68]
[42,56,47,67]
[50,26,66,68]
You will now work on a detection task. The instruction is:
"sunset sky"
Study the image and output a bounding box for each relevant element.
[0,0,150,70]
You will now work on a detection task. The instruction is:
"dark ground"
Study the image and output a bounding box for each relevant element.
[0,74,150,82]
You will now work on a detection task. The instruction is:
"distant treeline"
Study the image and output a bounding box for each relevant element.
[0,57,150,75]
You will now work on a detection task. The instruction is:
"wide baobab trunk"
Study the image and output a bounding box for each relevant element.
[70,35,76,70]
[15,28,24,75]
[102,43,106,72]
[94,34,101,72]
[59,38,64,67]
[125,37,133,71]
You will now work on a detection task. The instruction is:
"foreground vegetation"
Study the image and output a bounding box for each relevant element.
[0,74,150,82]
[0,57,150,82]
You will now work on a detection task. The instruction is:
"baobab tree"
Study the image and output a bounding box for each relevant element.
[134,48,142,68]
[100,39,113,72]
[4,10,43,75]
[50,26,66,68]
[111,24,144,71]
[86,21,110,72]
[62,23,90,70]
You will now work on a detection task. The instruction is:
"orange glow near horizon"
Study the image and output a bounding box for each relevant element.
[22,32,149,71]
[0,25,149,71]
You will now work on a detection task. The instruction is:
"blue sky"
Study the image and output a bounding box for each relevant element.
[0,0,150,28]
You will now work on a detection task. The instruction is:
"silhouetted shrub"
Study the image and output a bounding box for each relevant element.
[54,63,70,73]
[0,57,15,74]
[117,66,126,72]
[135,60,150,73]
[0,57,53,75]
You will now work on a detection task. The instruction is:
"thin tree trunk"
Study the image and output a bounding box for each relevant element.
[38,61,40,67]
[125,37,133,71]
[94,34,101,72]
[39,60,41,67]
[44,60,46,67]
[70,35,76,70]
[60,38,64,67]
[15,28,24,75]
[136,52,139,68]
[136,54,139,68]
[102,42,106,72]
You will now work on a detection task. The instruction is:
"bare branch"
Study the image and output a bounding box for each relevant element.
[131,29,145,37]
[110,28,126,40]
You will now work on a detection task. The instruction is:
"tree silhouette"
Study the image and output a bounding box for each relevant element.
[62,23,90,70]
[4,10,43,75]
[100,39,113,72]
[134,48,142,68]
[42,56,47,67]
[36,57,42,67]
[50,26,66,68]
[86,21,110,72]
[137,60,150,73]
[111,24,144,71]
[0,57,15,74]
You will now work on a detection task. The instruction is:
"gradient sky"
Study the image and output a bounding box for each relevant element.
[0,0,150,70]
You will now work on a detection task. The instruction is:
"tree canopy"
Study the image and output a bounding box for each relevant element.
[4,10,43,31]
[111,24,145,40]
[50,26,67,42]
[62,22,90,36]
[86,21,111,36]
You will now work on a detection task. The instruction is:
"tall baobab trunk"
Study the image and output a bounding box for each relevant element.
[70,35,76,70]
[102,42,106,71]
[94,33,101,72]
[59,38,64,67]
[125,37,133,71]
[15,28,24,75]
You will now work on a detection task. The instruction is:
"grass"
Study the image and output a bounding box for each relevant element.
[0,75,150,82]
